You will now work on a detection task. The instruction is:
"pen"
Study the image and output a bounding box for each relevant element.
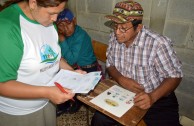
[54,82,75,102]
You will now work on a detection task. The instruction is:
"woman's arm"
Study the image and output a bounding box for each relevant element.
[0,80,74,104]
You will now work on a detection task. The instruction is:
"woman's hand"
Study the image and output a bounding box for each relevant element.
[46,86,75,104]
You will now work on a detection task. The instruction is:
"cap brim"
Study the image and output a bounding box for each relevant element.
[56,19,72,25]
[105,15,143,24]
[104,20,115,29]
[105,15,129,24]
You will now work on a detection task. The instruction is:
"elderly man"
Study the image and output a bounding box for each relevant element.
[91,1,183,126]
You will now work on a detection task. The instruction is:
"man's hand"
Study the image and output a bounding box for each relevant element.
[107,66,144,93]
[75,69,87,74]
[119,76,144,93]
[134,92,154,110]
[58,33,65,42]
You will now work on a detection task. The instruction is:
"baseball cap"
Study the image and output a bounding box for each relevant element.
[57,8,74,23]
[105,0,143,23]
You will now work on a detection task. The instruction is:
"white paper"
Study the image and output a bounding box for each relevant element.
[90,85,136,117]
[48,69,101,93]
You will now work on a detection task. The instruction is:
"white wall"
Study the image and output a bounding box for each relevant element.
[68,0,194,119]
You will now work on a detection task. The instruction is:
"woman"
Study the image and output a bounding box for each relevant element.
[0,0,84,126]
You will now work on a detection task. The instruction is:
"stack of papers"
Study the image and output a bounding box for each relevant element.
[48,69,102,93]
[90,85,136,117]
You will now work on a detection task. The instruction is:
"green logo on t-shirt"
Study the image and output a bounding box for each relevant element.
[40,44,58,63]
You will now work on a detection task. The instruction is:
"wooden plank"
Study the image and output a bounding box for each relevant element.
[92,40,108,62]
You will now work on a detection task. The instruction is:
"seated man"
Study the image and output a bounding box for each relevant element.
[57,8,99,72]
[56,8,102,116]
[91,0,183,126]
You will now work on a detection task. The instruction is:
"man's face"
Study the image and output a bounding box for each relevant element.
[57,19,76,37]
[113,22,138,47]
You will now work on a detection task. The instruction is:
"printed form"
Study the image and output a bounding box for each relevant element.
[90,85,136,117]
[48,69,101,93]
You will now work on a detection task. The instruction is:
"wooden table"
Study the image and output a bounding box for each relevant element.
[77,79,148,126]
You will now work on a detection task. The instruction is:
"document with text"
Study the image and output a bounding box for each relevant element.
[48,69,102,93]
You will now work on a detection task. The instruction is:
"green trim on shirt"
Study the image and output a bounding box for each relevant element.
[0,4,23,82]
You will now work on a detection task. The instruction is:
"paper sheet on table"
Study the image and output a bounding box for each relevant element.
[90,85,136,117]
[48,69,101,93]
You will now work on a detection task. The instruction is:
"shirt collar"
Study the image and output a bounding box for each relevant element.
[132,25,146,47]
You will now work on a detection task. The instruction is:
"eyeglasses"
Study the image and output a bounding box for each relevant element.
[113,23,134,33]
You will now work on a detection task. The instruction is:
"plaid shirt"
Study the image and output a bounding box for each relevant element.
[106,26,183,93]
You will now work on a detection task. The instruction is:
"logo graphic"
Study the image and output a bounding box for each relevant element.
[40,44,58,63]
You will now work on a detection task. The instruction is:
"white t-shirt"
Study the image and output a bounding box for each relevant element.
[0,4,61,115]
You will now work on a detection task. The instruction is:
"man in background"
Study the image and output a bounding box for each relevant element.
[56,8,102,116]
